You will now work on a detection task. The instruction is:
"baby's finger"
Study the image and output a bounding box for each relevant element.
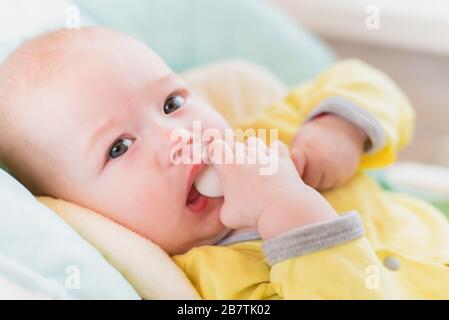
[208,139,234,165]
[242,137,269,166]
[290,147,306,176]
[269,140,289,158]
[302,163,322,189]
[317,173,335,191]
[245,136,268,157]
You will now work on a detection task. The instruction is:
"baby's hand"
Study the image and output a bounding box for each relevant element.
[290,114,368,191]
[209,137,337,239]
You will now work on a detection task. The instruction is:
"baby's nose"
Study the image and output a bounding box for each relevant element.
[169,129,191,164]
[168,128,204,166]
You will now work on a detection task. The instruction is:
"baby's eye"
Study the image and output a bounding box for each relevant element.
[108,138,134,160]
[163,94,184,115]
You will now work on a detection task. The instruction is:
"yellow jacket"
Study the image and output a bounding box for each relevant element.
[172,60,449,299]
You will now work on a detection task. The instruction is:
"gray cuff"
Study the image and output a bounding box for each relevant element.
[306,97,386,154]
[262,211,364,266]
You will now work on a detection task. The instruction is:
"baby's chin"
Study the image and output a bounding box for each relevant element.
[177,196,230,251]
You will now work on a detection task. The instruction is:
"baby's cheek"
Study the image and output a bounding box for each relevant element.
[130,184,191,252]
[119,185,168,238]
[132,177,183,217]
[98,174,161,228]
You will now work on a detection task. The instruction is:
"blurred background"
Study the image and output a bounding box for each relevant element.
[271,0,449,167]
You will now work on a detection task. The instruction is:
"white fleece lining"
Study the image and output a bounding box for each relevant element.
[305,97,386,154]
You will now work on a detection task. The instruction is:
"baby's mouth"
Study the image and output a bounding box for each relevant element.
[186,184,210,214]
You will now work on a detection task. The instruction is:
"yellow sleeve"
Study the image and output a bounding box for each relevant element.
[234,59,415,169]
[171,212,395,299]
[171,243,280,300]
[171,237,400,299]
[269,237,396,299]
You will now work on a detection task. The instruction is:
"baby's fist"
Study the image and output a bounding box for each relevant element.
[290,114,367,191]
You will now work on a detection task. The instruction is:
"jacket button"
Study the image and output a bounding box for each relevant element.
[383,256,400,271]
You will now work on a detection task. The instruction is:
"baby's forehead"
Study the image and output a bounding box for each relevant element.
[0,27,174,161]
[4,26,166,89]
[0,29,117,103]
[2,27,171,113]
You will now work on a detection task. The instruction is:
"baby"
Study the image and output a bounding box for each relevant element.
[1,27,448,299]
[0,27,340,253]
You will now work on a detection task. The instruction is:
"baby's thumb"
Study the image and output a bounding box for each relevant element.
[207,139,235,180]
[208,139,233,164]
[219,200,254,230]
[290,146,307,177]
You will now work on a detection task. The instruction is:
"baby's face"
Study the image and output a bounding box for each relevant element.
[21,33,230,254]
